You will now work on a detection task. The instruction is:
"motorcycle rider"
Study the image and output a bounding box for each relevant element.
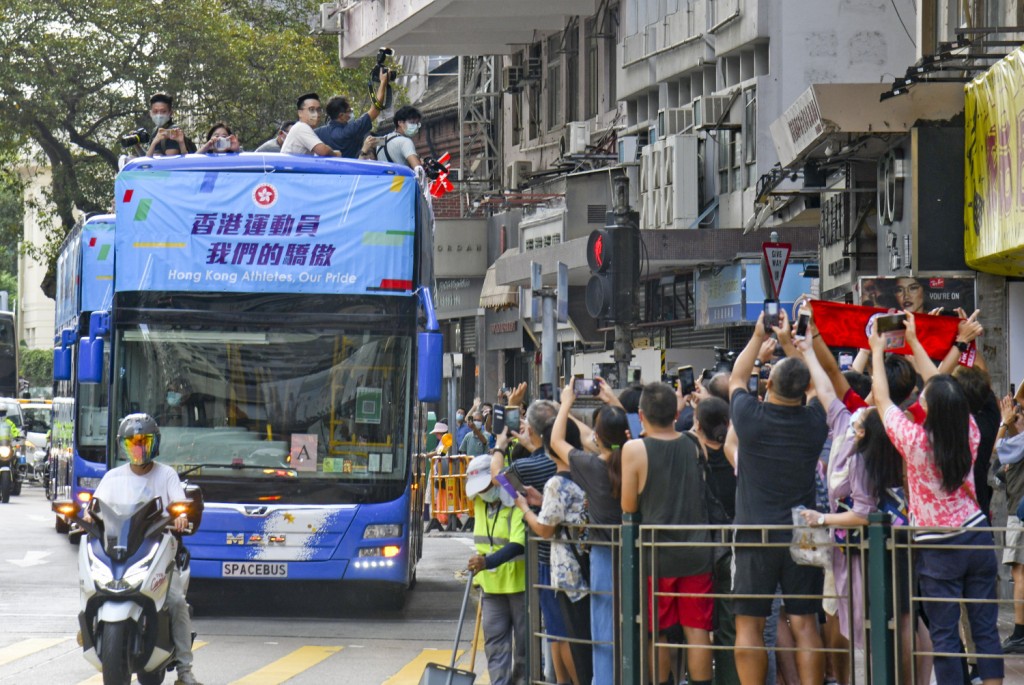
[0,407,21,440]
[90,414,203,685]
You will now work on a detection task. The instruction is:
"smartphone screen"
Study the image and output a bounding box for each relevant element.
[494,472,519,500]
[874,313,907,334]
[491,405,505,436]
[795,313,810,338]
[677,366,695,395]
[573,378,599,397]
[748,372,759,393]
[764,299,780,333]
[502,468,525,494]
[539,383,553,401]
[505,407,521,433]
[626,412,643,440]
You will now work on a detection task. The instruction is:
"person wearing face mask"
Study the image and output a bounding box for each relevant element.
[465,453,527,685]
[280,93,341,157]
[254,121,294,153]
[374,106,424,171]
[145,93,196,157]
[157,377,207,428]
[459,410,492,456]
[454,407,471,448]
[316,72,390,158]
[196,122,242,154]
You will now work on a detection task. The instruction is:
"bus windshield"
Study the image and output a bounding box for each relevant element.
[112,322,411,487]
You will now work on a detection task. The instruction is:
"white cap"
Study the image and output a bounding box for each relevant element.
[430,422,449,435]
[464,454,494,499]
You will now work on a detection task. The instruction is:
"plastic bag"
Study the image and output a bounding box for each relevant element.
[790,506,831,568]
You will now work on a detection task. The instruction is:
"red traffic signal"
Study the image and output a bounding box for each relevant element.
[587,229,612,273]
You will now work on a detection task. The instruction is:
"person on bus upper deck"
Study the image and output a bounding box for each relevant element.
[254,121,294,153]
[280,93,341,157]
[316,71,390,158]
[196,122,242,154]
[145,93,197,157]
[374,106,424,172]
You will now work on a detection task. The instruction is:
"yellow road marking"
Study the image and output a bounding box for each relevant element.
[229,645,342,685]
[0,637,70,668]
[381,649,465,684]
[76,640,207,685]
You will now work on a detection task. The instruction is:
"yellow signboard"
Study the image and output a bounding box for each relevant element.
[965,47,1024,275]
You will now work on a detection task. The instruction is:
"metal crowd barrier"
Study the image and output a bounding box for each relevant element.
[517,514,1018,685]
[428,454,471,530]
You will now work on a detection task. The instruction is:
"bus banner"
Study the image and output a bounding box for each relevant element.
[114,163,416,295]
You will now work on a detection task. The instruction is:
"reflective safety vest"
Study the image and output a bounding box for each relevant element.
[472,497,526,595]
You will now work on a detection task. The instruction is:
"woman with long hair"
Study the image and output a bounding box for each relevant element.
[869,320,1003,685]
[548,380,626,685]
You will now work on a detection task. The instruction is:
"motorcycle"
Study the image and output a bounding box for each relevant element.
[0,429,21,502]
[62,486,203,685]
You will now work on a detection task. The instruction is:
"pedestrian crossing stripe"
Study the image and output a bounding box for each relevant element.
[0,637,71,668]
[228,645,342,685]
[75,641,207,685]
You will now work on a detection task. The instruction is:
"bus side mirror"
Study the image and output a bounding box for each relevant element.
[53,347,71,381]
[78,337,104,384]
[417,331,442,403]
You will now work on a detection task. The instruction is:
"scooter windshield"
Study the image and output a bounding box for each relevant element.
[93,497,163,561]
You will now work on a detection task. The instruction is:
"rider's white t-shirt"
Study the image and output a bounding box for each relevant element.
[93,462,186,514]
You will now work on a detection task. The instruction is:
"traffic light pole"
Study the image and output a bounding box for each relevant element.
[541,291,557,394]
[612,176,635,388]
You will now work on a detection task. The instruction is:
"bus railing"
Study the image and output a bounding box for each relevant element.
[519,514,1015,685]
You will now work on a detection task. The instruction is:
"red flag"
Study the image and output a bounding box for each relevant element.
[810,300,961,359]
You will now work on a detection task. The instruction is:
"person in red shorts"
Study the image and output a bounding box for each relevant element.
[621,382,714,685]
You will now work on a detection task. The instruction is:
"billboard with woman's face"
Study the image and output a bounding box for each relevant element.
[858,276,976,314]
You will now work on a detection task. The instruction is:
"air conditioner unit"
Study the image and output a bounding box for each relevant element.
[502,65,525,92]
[661,106,695,135]
[693,95,735,130]
[618,135,639,163]
[662,134,700,228]
[505,160,533,189]
[319,3,342,33]
[524,57,542,79]
[566,121,590,155]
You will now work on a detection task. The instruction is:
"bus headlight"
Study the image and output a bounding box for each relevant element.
[363,524,401,539]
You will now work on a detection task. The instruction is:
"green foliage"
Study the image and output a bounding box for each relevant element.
[0,169,24,276]
[0,0,370,289]
[19,348,52,388]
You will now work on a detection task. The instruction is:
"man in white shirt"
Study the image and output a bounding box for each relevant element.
[92,414,203,685]
[280,93,341,157]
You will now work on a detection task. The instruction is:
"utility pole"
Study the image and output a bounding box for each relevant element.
[611,175,638,387]
[532,262,569,395]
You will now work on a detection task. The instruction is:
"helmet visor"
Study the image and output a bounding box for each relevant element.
[122,433,156,466]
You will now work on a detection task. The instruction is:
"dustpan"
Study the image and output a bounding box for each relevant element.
[418,572,477,685]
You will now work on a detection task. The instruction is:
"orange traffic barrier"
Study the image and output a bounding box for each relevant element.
[429,455,472,527]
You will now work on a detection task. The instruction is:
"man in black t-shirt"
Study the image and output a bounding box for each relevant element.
[728,311,828,685]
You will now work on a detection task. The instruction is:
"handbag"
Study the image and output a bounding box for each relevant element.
[790,506,831,568]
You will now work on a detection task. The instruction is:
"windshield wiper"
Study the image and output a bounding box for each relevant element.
[177,462,295,477]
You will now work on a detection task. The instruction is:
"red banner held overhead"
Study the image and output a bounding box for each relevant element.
[811,300,961,358]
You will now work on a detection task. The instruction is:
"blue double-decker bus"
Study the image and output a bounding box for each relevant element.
[50,214,114,534]
[76,154,440,597]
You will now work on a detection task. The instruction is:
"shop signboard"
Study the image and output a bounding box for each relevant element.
[433,277,484,319]
[965,47,1024,275]
[857,276,976,314]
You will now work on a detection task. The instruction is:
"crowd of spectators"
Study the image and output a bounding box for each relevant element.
[455,300,1018,685]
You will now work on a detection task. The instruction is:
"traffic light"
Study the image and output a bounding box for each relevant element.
[585,213,640,323]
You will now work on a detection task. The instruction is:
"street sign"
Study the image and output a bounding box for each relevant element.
[556,262,568,324]
[761,241,792,299]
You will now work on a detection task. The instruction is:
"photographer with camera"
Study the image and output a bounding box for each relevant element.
[317,77,391,158]
[144,93,196,157]
[196,122,241,154]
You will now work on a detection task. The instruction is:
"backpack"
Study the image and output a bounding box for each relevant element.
[375,133,401,163]
[684,433,731,565]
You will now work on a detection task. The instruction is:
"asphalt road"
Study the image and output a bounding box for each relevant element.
[0,485,488,684]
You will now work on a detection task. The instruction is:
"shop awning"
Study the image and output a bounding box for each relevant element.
[479,250,519,311]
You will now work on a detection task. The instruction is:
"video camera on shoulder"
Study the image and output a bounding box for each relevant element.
[369,47,397,110]
[120,127,150,148]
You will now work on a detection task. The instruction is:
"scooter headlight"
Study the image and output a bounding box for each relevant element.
[86,544,113,587]
[119,543,161,592]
